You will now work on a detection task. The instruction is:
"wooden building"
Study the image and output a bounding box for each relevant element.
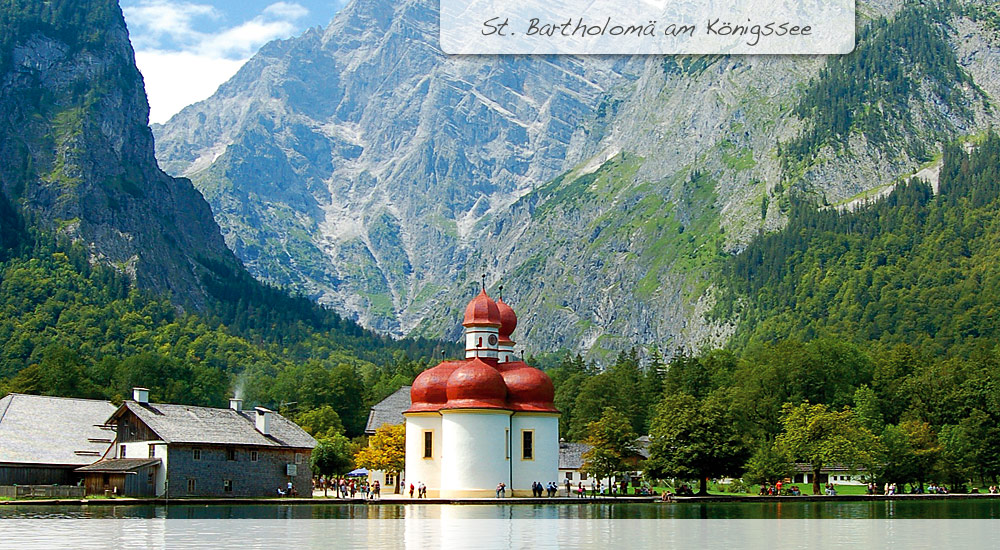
[0,394,116,486]
[77,458,161,496]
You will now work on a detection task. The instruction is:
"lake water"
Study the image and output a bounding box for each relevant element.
[1,500,998,549]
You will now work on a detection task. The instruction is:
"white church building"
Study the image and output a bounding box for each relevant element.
[404,289,559,497]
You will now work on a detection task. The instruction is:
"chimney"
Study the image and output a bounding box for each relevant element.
[132,387,149,404]
[229,398,243,411]
[255,407,272,436]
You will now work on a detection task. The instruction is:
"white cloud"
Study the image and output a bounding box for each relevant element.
[135,50,245,125]
[197,18,299,58]
[264,2,310,20]
[123,1,310,123]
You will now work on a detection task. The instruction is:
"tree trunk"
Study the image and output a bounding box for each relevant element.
[698,477,708,496]
[812,467,822,495]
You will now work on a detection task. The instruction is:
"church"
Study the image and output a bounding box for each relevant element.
[403,288,559,497]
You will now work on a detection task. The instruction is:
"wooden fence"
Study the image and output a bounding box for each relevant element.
[0,485,86,499]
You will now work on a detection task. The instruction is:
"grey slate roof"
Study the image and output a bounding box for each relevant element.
[365,386,411,434]
[116,401,316,449]
[0,393,117,466]
[559,437,650,469]
[76,458,160,473]
[558,442,591,470]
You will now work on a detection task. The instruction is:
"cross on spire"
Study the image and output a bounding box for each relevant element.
[498,285,503,301]
[481,273,486,291]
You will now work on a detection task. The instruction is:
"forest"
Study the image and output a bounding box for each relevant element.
[0,191,452,436]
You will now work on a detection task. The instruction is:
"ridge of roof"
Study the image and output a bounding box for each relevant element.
[118,400,316,449]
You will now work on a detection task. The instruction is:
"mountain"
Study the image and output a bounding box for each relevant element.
[0,0,453,434]
[153,0,643,336]
[154,0,1000,358]
[0,0,245,309]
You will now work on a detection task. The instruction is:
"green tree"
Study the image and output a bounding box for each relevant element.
[776,402,881,495]
[742,444,794,487]
[581,408,639,492]
[296,405,346,440]
[354,424,406,493]
[311,434,358,497]
[879,420,941,490]
[646,392,749,495]
[569,373,614,441]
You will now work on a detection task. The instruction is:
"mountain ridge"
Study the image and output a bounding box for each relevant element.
[154,0,1000,359]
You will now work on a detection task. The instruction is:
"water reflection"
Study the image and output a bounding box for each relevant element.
[0,499,997,520]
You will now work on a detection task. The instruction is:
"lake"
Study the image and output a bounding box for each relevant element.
[1,500,998,549]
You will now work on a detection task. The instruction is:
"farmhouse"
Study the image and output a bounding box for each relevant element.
[77,388,316,497]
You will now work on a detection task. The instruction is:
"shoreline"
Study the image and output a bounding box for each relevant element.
[1,493,997,506]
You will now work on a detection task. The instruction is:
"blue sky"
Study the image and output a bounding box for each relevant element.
[121,1,347,123]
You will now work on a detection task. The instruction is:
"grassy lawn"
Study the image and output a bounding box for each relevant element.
[646,482,872,497]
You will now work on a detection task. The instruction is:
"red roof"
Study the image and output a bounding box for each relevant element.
[497,361,556,412]
[496,297,517,343]
[406,358,557,414]
[463,289,501,327]
[442,358,508,410]
[407,291,556,414]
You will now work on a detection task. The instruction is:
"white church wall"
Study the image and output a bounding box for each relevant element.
[440,410,512,497]
[404,413,442,496]
[510,414,559,496]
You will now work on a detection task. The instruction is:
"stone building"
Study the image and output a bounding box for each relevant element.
[79,389,316,497]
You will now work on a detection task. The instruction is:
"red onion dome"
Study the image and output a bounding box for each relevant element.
[463,289,501,327]
[407,361,464,413]
[443,358,508,409]
[496,297,517,343]
[499,362,558,413]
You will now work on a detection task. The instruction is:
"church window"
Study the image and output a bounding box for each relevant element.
[521,430,534,460]
[423,430,433,459]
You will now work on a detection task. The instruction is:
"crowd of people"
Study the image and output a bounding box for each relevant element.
[311,478,383,499]
[758,481,803,496]
[309,477,1000,499]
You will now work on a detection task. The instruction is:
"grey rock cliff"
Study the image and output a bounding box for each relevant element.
[0,0,244,308]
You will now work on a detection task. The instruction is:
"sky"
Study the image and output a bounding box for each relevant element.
[121,0,347,124]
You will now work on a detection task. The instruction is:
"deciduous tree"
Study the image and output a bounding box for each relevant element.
[776,402,881,495]
[311,433,358,497]
[354,424,406,493]
[646,392,749,495]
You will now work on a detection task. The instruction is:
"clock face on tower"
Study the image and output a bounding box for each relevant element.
[488,334,498,346]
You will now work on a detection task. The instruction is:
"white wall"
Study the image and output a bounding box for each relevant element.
[510,414,559,496]
[465,327,499,358]
[153,443,167,496]
[440,410,511,497]
[404,414,442,494]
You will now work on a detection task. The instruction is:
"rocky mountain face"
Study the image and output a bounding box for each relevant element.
[0,0,244,309]
[154,0,1000,358]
